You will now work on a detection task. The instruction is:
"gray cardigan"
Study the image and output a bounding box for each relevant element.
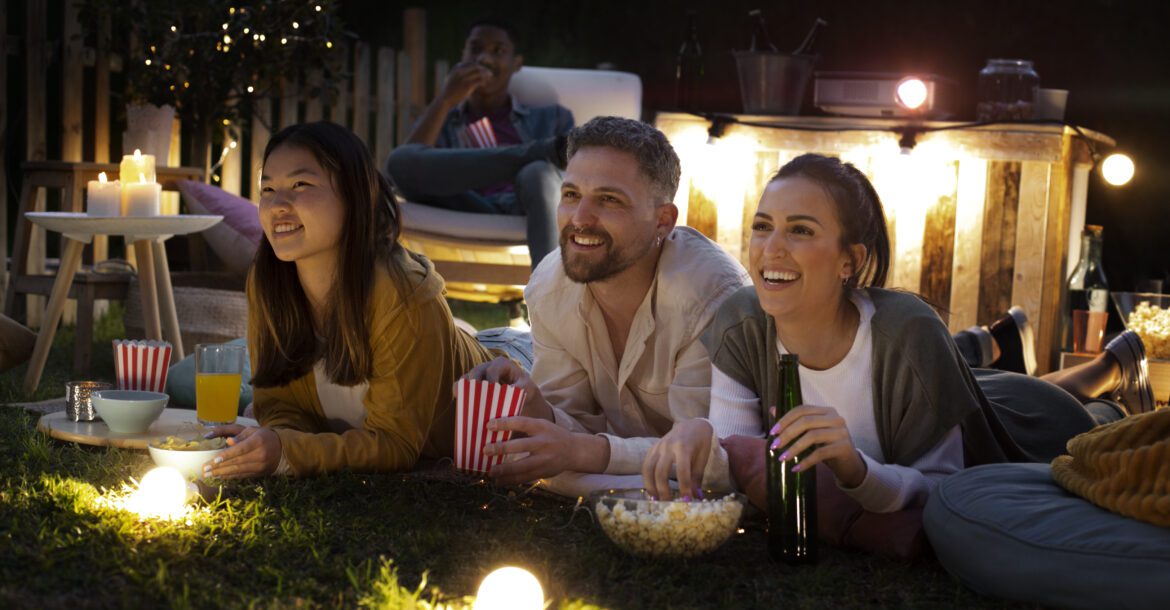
[703,286,1065,467]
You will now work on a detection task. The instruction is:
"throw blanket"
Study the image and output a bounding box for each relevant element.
[1051,409,1170,527]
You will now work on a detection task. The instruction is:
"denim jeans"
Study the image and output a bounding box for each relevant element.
[386,141,561,268]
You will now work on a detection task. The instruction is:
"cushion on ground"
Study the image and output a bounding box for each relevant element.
[178,180,262,275]
[399,201,527,242]
[924,463,1170,609]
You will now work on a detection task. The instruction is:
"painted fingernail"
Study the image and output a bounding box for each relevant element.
[770,438,782,450]
[779,451,790,461]
[792,464,802,472]
[682,495,692,502]
[213,457,223,464]
[203,430,215,438]
[649,495,658,501]
[770,423,782,435]
[697,489,704,499]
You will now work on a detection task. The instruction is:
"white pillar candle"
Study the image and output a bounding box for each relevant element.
[86,172,122,216]
[120,149,156,213]
[124,173,161,216]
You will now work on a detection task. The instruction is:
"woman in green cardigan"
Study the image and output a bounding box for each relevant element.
[642,153,1145,509]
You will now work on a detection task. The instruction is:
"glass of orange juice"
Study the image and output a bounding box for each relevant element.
[195,343,246,426]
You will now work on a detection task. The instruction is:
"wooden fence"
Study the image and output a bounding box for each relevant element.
[1,2,446,325]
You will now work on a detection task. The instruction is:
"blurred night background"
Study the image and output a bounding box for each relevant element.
[345,0,1170,294]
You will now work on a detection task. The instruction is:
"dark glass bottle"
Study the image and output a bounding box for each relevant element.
[747,9,778,52]
[767,353,817,564]
[675,10,704,111]
[1065,225,1110,349]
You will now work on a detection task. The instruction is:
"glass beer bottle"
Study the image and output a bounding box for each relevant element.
[767,353,817,564]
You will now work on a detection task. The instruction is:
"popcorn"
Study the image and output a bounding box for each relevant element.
[1126,301,1170,360]
[595,495,744,558]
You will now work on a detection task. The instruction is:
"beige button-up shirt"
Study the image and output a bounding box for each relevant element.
[524,226,750,474]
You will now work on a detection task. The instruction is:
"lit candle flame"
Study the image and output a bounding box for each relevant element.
[133,149,143,161]
[98,172,108,183]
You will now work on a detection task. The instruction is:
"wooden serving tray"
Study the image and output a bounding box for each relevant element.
[37,408,258,450]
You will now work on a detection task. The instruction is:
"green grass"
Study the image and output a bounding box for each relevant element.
[0,303,1037,609]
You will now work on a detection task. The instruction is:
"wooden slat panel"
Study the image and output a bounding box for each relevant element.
[250,97,272,202]
[352,42,371,145]
[1037,135,1077,372]
[1009,161,1052,368]
[433,59,449,98]
[280,77,299,129]
[304,69,324,123]
[686,179,717,241]
[396,51,411,146]
[948,159,988,332]
[404,8,426,129]
[221,127,242,195]
[0,0,8,304]
[920,161,959,311]
[978,161,1021,326]
[26,0,48,327]
[326,40,350,127]
[375,47,396,167]
[62,2,84,162]
[94,13,111,163]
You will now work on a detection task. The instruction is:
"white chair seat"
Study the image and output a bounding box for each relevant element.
[399,201,526,243]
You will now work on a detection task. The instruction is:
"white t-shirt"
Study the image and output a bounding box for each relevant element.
[707,290,964,513]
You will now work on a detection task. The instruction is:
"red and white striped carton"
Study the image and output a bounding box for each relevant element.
[112,339,173,393]
[454,379,526,474]
[464,116,499,149]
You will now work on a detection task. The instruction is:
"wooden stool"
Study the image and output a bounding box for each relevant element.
[12,268,132,373]
[2,160,203,339]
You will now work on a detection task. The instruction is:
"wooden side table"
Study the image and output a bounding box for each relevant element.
[21,213,222,394]
[2,160,204,318]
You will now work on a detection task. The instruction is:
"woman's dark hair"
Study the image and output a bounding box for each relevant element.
[248,121,402,388]
[772,153,891,289]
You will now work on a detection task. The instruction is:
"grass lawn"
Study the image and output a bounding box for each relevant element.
[0,303,1034,609]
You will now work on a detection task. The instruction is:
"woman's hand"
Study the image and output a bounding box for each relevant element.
[770,405,866,488]
[641,419,715,501]
[202,424,283,479]
[463,356,553,421]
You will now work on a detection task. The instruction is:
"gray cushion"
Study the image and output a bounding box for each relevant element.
[924,463,1170,609]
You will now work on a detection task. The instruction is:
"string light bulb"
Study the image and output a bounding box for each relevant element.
[292,21,300,29]
[1101,153,1135,186]
[473,568,543,610]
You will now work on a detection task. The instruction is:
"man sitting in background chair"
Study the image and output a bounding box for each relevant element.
[385,18,573,269]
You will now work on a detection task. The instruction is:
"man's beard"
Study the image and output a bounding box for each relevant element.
[559,225,652,284]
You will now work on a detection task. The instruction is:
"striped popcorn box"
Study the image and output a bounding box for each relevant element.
[454,379,526,474]
[113,339,173,393]
[464,116,499,148]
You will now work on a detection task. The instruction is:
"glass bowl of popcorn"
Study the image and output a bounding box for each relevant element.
[590,489,746,559]
[1112,292,1170,360]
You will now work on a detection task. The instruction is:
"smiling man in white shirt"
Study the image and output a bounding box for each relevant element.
[464,116,749,493]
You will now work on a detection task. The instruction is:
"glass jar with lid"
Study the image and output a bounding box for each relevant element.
[976,59,1039,121]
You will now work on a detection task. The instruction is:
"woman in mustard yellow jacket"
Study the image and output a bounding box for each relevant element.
[204,122,494,478]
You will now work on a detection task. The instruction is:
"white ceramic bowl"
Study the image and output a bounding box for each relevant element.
[91,390,168,434]
[148,438,227,480]
[591,489,746,558]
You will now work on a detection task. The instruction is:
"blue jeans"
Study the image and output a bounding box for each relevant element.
[475,327,534,372]
[386,141,561,268]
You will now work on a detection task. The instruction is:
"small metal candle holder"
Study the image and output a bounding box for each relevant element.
[65,380,113,422]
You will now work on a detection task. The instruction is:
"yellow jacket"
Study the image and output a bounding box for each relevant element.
[252,248,493,475]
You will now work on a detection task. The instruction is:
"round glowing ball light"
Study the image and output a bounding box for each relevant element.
[127,466,190,519]
[1101,153,1134,186]
[473,567,544,610]
[895,77,929,111]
